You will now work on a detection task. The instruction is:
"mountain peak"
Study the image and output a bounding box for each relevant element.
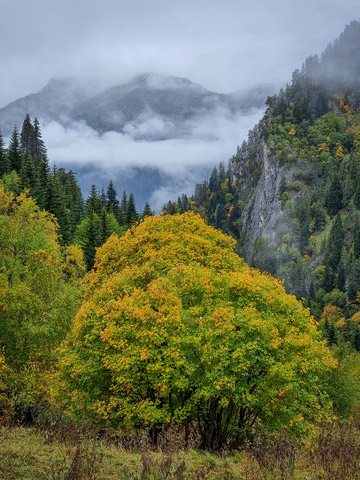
[129,72,209,93]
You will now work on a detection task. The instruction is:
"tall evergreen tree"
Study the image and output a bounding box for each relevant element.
[354,218,360,258]
[45,171,70,244]
[127,193,138,226]
[7,125,23,172]
[63,170,84,241]
[32,117,47,157]
[326,174,343,217]
[326,213,343,272]
[142,202,153,218]
[20,114,35,155]
[85,185,103,215]
[106,180,119,216]
[0,130,9,177]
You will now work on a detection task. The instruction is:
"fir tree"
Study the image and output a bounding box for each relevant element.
[7,125,23,172]
[354,219,360,258]
[45,171,70,244]
[326,213,343,272]
[20,114,35,155]
[0,130,9,177]
[32,117,47,157]
[106,180,119,216]
[127,193,138,226]
[86,185,103,215]
[142,202,153,218]
[326,174,343,217]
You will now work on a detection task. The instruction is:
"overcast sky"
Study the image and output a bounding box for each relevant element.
[1,1,359,210]
[1,0,360,106]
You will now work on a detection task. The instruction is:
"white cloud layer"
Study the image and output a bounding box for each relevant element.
[41,107,264,211]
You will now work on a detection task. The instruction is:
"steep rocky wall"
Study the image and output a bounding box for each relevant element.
[239,142,283,249]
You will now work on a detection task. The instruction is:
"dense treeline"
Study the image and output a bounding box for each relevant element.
[165,21,360,355]
[0,115,153,269]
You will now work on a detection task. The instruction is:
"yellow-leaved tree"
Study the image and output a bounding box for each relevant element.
[54,212,335,449]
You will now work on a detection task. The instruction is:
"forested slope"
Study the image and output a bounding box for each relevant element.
[167,21,360,350]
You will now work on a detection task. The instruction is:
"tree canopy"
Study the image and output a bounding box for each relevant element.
[55,212,334,449]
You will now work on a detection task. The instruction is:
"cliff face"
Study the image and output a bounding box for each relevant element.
[232,141,283,252]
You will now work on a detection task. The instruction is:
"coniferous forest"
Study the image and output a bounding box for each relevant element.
[2,20,360,480]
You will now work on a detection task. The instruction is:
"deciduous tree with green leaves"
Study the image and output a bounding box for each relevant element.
[0,184,84,408]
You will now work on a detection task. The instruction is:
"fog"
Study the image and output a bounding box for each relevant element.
[1,1,359,107]
[2,1,360,209]
[41,106,264,210]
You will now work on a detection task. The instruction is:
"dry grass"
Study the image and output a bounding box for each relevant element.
[0,421,359,479]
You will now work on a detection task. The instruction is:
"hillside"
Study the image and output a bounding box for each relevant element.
[167,20,360,348]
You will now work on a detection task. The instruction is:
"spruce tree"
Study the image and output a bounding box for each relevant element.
[45,171,70,244]
[106,180,119,216]
[127,193,138,226]
[326,174,343,217]
[20,114,35,155]
[86,185,103,215]
[142,202,153,218]
[326,213,343,272]
[7,125,23,172]
[0,130,9,177]
[64,170,84,241]
[354,219,360,258]
[121,190,128,213]
[209,167,218,192]
[32,117,47,157]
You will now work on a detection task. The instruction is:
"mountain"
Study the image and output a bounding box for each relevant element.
[0,73,277,140]
[0,78,102,136]
[167,20,360,348]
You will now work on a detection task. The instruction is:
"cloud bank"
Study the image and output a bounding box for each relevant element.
[41,106,264,211]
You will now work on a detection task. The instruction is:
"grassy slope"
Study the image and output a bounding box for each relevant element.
[1,424,360,480]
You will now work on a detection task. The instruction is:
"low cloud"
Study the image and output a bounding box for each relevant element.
[41,106,264,211]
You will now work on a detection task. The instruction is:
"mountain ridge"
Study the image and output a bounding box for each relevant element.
[0,73,277,139]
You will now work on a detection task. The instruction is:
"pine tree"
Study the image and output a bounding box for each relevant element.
[121,190,128,213]
[45,171,70,244]
[326,174,343,217]
[0,130,9,177]
[127,193,138,226]
[326,213,343,271]
[85,185,103,215]
[32,117,47,157]
[106,180,119,216]
[82,212,101,271]
[20,153,41,200]
[63,170,84,241]
[20,114,35,155]
[209,167,218,192]
[7,125,23,172]
[142,202,153,218]
[279,173,287,197]
[354,219,360,258]
[336,253,346,291]
[354,182,360,209]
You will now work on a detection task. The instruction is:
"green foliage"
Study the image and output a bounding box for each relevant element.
[0,184,84,411]
[55,213,334,449]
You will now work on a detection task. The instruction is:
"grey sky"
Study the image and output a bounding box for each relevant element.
[1,0,359,106]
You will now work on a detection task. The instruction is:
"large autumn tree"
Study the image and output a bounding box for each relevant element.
[54,212,334,449]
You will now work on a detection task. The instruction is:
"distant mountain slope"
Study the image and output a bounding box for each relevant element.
[0,78,101,136]
[168,20,360,343]
[0,73,277,139]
